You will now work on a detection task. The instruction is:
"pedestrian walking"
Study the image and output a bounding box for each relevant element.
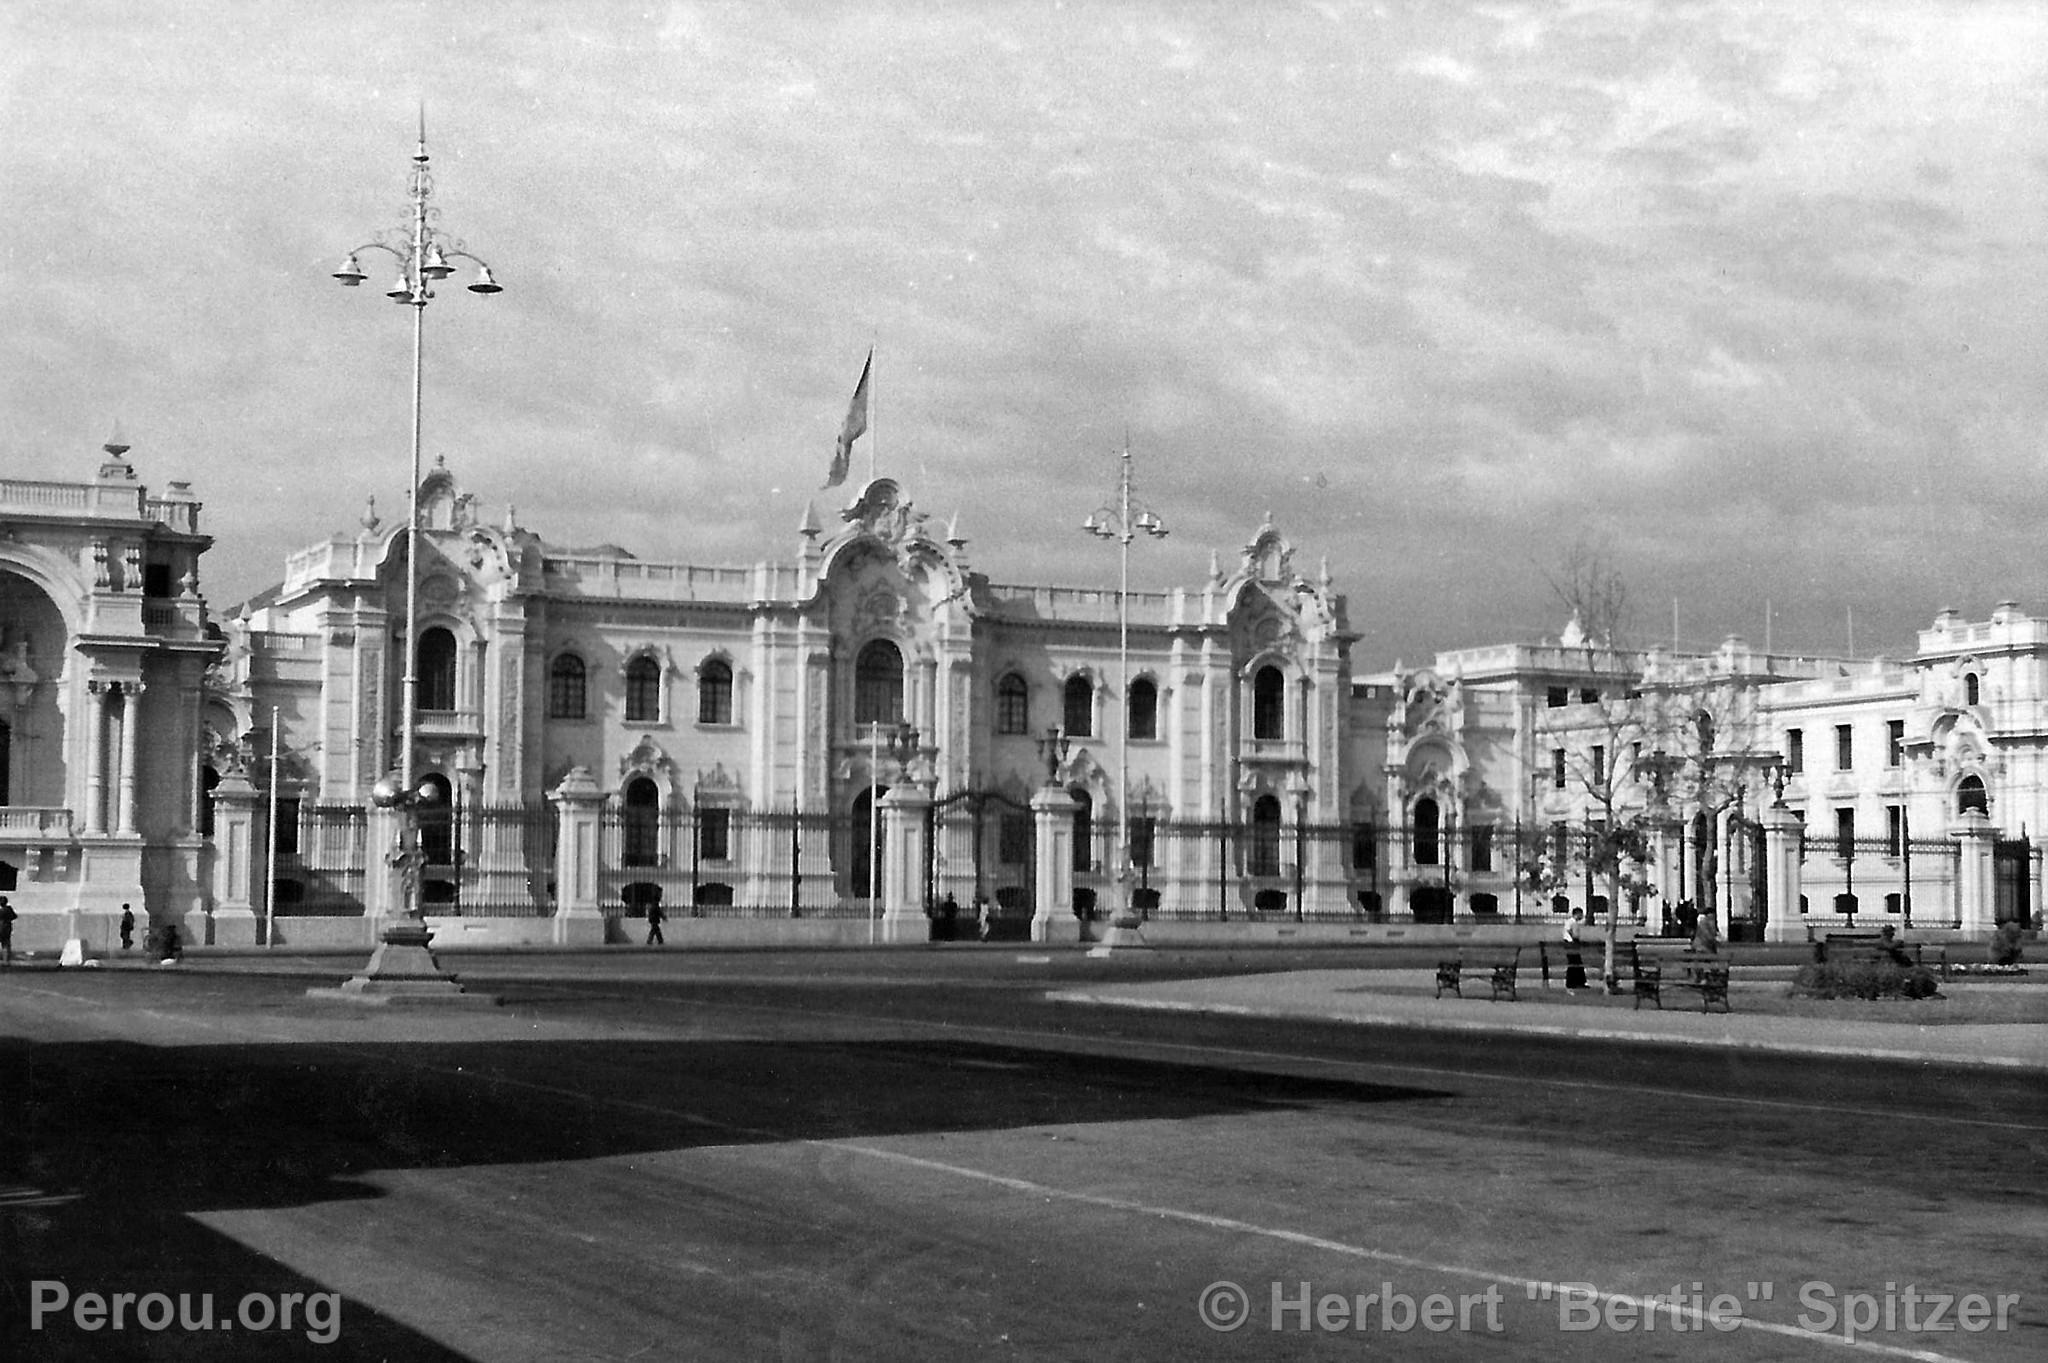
[119,903,135,952]
[645,901,666,946]
[0,895,15,966]
[159,921,181,964]
[1561,907,1587,990]
[976,896,994,942]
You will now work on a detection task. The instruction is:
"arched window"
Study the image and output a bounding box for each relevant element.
[995,672,1030,735]
[1253,665,1285,741]
[1414,797,1440,866]
[1964,673,1981,706]
[548,653,587,719]
[622,777,661,867]
[199,763,220,837]
[1070,787,1092,873]
[1957,774,1988,815]
[1063,674,1094,737]
[1250,794,1282,877]
[625,654,663,723]
[698,658,733,725]
[851,786,886,894]
[1128,677,1158,741]
[855,641,903,725]
[417,627,457,712]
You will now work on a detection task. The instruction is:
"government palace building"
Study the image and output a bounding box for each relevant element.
[0,441,2035,952]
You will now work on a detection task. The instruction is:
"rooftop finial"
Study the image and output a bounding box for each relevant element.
[103,421,130,458]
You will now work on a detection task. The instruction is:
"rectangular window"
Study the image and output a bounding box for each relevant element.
[1835,724,1853,771]
[1591,745,1606,785]
[1579,688,1599,705]
[1552,748,1567,790]
[698,808,731,862]
[1546,686,1568,709]
[1886,719,1904,768]
[1786,729,1804,774]
[1131,817,1155,871]
[1886,804,1904,856]
[1470,824,1494,873]
[1835,807,1855,861]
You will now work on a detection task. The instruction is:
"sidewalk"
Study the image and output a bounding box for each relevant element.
[1048,967,2048,1071]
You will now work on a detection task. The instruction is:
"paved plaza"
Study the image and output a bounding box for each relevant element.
[2,947,2042,1361]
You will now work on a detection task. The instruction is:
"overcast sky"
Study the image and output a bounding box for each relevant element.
[4,2,2045,668]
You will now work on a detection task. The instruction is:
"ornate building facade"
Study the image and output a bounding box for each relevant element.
[0,441,219,950]
[213,464,1362,943]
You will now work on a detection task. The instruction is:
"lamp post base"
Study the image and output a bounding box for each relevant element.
[1086,914,1152,956]
[307,919,500,1007]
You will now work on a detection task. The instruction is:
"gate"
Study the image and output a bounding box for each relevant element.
[1995,838,2032,925]
[927,790,1035,939]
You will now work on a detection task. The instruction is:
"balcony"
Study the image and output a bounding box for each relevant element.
[0,807,76,840]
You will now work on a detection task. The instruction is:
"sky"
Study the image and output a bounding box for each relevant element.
[3,1,2046,670]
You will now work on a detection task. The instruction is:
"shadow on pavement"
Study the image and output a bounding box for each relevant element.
[1,1035,1447,1360]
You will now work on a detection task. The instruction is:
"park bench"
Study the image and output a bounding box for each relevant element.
[1633,948,1732,1012]
[1434,947,1522,1002]
[1820,932,1949,979]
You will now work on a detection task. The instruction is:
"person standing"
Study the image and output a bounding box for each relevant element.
[0,895,15,966]
[1562,907,1587,990]
[119,904,136,952]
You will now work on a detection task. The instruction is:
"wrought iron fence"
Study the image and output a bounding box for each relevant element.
[598,806,867,919]
[1796,831,1961,927]
[417,802,558,917]
[271,804,368,916]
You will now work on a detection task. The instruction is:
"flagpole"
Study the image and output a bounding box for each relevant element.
[868,336,877,485]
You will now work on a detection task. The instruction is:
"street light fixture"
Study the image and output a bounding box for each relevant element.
[1080,444,1168,951]
[315,117,502,1005]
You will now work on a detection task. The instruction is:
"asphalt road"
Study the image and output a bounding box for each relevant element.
[2,947,2042,1362]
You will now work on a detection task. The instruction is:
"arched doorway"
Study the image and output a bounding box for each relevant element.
[1411,886,1454,924]
[851,785,887,897]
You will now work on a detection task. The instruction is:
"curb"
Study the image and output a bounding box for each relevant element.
[1046,990,2047,1072]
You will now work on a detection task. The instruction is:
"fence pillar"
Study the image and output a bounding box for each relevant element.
[880,781,933,943]
[208,769,261,947]
[1951,810,1997,936]
[550,767,607,945]
[1031,784,1080,943]
[1762,804,1805,943]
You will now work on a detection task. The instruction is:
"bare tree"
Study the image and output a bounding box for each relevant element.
[1543,533,1633,648]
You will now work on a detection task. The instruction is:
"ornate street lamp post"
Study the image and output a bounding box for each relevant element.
[1080,445,1167,950]
[314,119,502,1004]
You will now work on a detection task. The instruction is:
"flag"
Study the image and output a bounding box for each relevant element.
[824,350,871,488]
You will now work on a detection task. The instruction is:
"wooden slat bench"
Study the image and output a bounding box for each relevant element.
[1633,949,1732,1013]
[1821,932,1949,979]
[1435,947,1522,1002]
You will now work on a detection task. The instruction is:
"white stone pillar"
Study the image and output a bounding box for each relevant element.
[208,769,261,945]
[84,682,108,835]
[1031,784,1080,943]
[1762,804,1806,943]
[880,781,933,943]
[116,681,143,836]
[1952,810,1997,936]
[550,766,607,945]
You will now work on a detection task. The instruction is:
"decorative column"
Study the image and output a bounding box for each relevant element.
[116,681,143,835]
[1031,784,1080,943]
[208,769,262,945]
[1762,803,1806,943]
[1951,810,1997,936]
[550,766,608,945]
[879,779,934,943]
[83,681,108,834]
